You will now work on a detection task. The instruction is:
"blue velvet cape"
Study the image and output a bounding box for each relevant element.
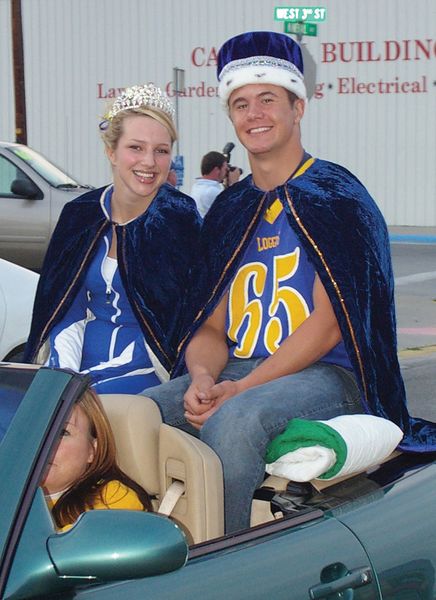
[175,158,436,451]
[24,184,201,374]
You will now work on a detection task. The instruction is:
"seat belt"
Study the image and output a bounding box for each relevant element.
[158,480,185,516]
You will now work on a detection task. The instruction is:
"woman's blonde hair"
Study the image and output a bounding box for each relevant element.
[100,106,178,150]
[52,388,152,528]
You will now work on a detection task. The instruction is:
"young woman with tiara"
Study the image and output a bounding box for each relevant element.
[25,84,201,393]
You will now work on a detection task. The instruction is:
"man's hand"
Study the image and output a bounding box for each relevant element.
[185,379,243,430]
[183,292,230,429]
[208,379,242,404]
[183,373,215,417]
[185,404,217,429]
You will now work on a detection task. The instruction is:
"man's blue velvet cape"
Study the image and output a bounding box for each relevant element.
[24,184,201,374]
[176,158,436,451]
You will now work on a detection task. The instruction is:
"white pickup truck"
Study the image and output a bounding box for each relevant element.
[0,141,92,270]
[0,258,38,361]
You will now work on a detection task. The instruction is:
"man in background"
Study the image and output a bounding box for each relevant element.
[191,151,239,217]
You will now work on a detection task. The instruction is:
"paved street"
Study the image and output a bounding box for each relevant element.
[390,231,436,421]
[393,242,436,351]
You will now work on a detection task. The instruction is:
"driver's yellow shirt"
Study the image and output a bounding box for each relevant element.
[46,480,145,531]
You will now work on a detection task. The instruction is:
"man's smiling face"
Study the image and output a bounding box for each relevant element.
[228,84,305,158]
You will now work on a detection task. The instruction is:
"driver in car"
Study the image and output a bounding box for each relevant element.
[42,387,152,530]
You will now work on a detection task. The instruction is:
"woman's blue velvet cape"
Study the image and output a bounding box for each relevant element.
[177,158,436,451]
[24,183,201,373]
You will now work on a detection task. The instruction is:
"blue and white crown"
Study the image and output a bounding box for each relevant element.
[217,31,307,109]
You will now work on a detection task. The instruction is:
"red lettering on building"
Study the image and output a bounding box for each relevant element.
[414,39,433,59]
[191,47,205,67]
[321,39,436,63]
[206,47,218,67]
[191,46,218,67]
[337,76,427,94]
[385,41,401,61]
[322,43,336,63]
[165,80,218,98]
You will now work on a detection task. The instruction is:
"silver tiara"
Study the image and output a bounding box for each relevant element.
[101,84,175,129]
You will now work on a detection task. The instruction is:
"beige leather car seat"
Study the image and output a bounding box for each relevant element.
[100,395,400,534]
[100,394,224,544]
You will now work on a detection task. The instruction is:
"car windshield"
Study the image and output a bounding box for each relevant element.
[8,145,84,188]
[0,368,38,444]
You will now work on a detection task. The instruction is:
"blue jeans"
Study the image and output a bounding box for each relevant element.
[142,358,362,534]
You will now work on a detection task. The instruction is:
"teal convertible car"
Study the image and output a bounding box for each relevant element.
[1,363,436,599]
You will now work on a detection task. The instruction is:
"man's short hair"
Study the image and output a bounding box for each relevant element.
[286,90,299,107]
[201,151,227,176]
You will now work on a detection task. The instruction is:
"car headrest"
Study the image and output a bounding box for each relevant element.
[99,394,162,496]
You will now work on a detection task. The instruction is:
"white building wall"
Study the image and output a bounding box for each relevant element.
[0,0,15,141]
[1,0,435,225]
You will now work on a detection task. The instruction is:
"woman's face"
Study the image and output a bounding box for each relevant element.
[41,405,96,495]
[107,114,172,205]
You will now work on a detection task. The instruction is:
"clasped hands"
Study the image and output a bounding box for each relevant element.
[183,374,242,430]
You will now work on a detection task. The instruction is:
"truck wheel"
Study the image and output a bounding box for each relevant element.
[3,345,25,363]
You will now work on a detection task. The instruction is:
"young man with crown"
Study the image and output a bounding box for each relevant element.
[143,32,436,534]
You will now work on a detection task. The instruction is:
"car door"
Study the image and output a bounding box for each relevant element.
[0,151,49,269]
[0,366,72,599]
[1,367,188,600]
[335,456,436,599]
[68,510,380,600]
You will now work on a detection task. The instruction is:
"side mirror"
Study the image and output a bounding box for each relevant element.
[10,178,41,199]
[48,510,188,580]
[5,490,188,599]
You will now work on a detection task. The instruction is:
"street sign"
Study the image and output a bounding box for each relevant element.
[284,21,318,36]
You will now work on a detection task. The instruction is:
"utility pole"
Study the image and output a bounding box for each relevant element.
[172,67,185,188]
[11,0,27,144]
[173,67,185,157]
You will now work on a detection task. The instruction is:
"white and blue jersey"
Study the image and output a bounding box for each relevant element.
[46,190,164,393]
[226,198,351,369]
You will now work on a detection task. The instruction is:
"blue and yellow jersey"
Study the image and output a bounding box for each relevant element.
[226,198,351,368]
